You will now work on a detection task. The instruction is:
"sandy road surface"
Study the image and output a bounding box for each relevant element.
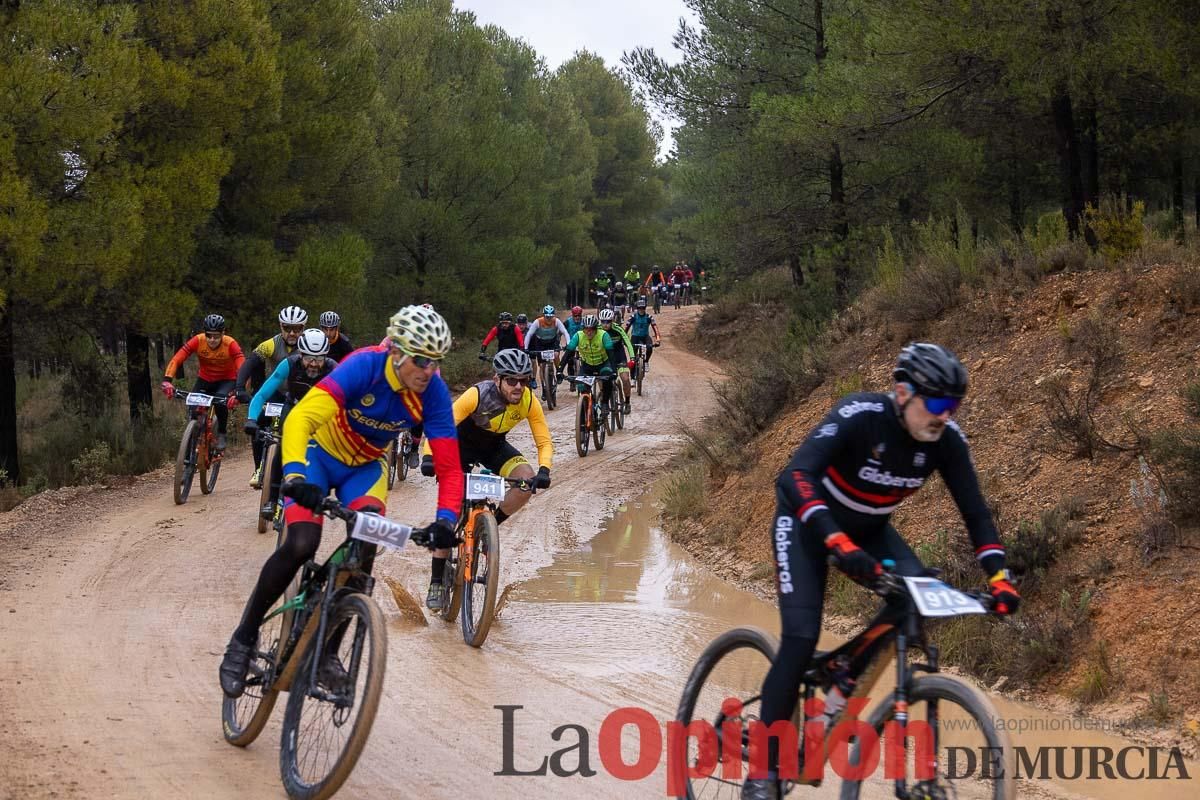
[0,306,1119,800]
[0,307,738,800]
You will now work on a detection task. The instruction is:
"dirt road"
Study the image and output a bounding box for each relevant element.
[1,307,1167,800]
[0,308,732,799]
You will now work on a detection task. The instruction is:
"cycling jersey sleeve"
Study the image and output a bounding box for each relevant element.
[164,335,200,379]
[421,376,464,525]
[281,385,341,479]
[254,338,275,361]
[229,338,246,373]
[422,386,479,457]
[249,358,290,419]
[777,405,858,544]
[565,331,580,353]
[515,325,525,348]
[555,319,568,343]
[236,348,265,392]
[481,326,498,348]
[938,425,1006,576]
[527,395,554,469]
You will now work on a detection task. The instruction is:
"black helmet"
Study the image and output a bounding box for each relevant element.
[516,313,528,324]
[492,348,532,378]
[498,311,513,322]
[893,343,967,398]
[319,311,341,328]
[202,314,225,332]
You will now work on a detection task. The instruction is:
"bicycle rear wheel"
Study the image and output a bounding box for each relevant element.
[459,511,500,647]
[258,441,275,534]
[222,585,298,747]
[200,413,220,495]
[838,675,1015,800]
[174,420,199,505]
[675,627,778,800]
[279,593,386,800]
[636,360,644,396]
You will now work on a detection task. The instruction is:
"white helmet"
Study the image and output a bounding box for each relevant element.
[598,308,615,323]
[492,348,532,377]
[279,305,308,325]
[296,328,329,356]
[386,305,452,359]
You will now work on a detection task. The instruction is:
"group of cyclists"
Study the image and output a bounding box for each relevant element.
[590,261,709,312]
[165,292,1020,800]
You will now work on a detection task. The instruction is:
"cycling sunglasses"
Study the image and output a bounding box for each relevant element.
[408,354,441,369]
[921,395,962,415]
[281,324,305,334]
[501,376,530,388]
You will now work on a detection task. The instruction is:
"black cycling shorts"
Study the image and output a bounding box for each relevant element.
[458,438,528,479]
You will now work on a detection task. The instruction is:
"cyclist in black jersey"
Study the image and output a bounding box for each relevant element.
[743,343,1021,800]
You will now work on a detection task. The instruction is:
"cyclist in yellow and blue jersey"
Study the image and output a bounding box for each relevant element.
[418,348,554,609]
[219,306,465,699]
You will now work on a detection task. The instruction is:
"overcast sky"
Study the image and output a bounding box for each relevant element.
[454,0,696,158]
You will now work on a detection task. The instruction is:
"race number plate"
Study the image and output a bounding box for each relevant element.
[465,473,505,501]
[185,393,213,407]
[902,576,987,618]
[575,375,596,387]
[539,350,556,361]
[264,402,284,418]
[350,512,413,551]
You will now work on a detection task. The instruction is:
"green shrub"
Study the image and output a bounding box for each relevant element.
[1028,209,1069,255]
[1005,497,1087,591]
[71,442,112,484]
[663,463,708,521]
[1074,640,1116,704]
[1039,240,1089,273]
[1085,196,1145,261]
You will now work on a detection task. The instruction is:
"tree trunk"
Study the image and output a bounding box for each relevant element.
[1173,150,1185,244]
[155,336,165,370]
[788,251,805,288]
[126,328,153,421]
[1194,175,1199,233]
[1051,90,1086,240]
[0,301,20,484]
[829,142,850,303]
[1083,98,1100,207]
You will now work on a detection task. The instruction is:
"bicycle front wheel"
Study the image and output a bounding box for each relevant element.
[838,674,1015,800]
[460,511,500,647]
[279,592,386,800]
[385,438,398,490]
[258,441,275,534]
[575,393,590,457]
[676,627,778,800]
[174,420,199,505]
[439,550,462,623]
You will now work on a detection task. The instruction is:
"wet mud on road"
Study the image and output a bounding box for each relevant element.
[1,306,1194,799]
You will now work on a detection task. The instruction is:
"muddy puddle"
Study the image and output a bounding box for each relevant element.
[496,489,1198,800]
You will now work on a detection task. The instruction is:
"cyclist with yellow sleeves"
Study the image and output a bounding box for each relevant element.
[420,348,552,608]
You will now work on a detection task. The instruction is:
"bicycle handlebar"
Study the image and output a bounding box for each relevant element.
[827,556,999,612]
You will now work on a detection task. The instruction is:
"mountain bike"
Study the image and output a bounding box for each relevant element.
[673,283,683,310]
[385,429,414,489]
[434,470,536,647]
[255,402,284,534]
[172,391,229,505]
[653,285,663,313]
[633,344,649,397]
[674,563,1014,800]
[221,494,418,800]
[570,371,611,457]
[536,349,559,410]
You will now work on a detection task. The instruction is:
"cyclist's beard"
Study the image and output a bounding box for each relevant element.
[304,365,321,379]
[911,421,946,442]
